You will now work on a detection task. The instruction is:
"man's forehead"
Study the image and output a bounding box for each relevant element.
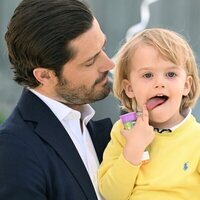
[68,20,106,63]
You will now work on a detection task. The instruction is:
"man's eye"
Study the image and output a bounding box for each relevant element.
[166,72,176,77]
[85,59,95,67]
[143,73,153,78]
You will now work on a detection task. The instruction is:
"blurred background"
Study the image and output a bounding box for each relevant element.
[0,0,200,124]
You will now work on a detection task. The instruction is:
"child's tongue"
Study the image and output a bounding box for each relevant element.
[146,97,166,110]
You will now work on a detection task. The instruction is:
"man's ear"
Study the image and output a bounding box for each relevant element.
[122,79,135,98]
[183,75,193,96]
[33,68,54,85]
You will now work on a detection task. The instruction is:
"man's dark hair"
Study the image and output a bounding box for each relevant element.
[5,0,94,87]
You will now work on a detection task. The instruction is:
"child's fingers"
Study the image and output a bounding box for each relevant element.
[121,129,131,140]
[141,104,149,124]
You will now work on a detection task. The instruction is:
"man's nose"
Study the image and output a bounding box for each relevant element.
[100,51,115,72]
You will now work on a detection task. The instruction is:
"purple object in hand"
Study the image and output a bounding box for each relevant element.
[120,112,137,130]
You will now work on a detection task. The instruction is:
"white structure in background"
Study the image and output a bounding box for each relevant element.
[110,0,159,80]
[125,0,159,42]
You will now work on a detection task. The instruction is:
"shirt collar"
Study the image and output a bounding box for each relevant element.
[170,108,191,131]
[29,89,95,125]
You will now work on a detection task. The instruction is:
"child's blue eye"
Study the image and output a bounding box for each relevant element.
[166,72,176,77]
[143,73,153,78]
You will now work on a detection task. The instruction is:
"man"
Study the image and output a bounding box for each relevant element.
[0,0,114,199]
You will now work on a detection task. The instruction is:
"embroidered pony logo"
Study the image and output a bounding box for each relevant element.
[183,162,189,171]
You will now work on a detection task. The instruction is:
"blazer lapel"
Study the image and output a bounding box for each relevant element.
[87,118,112,163]
[18,89,98,200]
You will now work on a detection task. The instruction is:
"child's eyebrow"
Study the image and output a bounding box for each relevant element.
[137,65,181,72]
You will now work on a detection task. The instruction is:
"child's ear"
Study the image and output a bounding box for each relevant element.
[122,79,135,98]
[183,75,193,96]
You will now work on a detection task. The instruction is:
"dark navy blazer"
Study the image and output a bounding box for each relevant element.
[0,89,112,200]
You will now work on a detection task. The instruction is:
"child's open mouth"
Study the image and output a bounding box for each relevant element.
[146,95,168,110]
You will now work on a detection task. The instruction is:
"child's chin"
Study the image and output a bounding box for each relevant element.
[149,112,170,124]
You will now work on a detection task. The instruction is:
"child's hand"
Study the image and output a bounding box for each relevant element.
[122,104,155,165]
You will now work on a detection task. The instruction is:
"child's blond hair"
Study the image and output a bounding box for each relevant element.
[113,28,200,112]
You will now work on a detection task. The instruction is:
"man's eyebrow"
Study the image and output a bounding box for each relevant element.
[81,36,107,65]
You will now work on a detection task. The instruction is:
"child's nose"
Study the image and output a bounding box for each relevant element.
[155,85,165,88]
[154,77,166,88]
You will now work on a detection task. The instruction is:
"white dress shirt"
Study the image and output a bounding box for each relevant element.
[29,89,102,200]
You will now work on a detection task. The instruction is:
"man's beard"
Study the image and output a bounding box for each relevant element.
[55,72,112,105]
